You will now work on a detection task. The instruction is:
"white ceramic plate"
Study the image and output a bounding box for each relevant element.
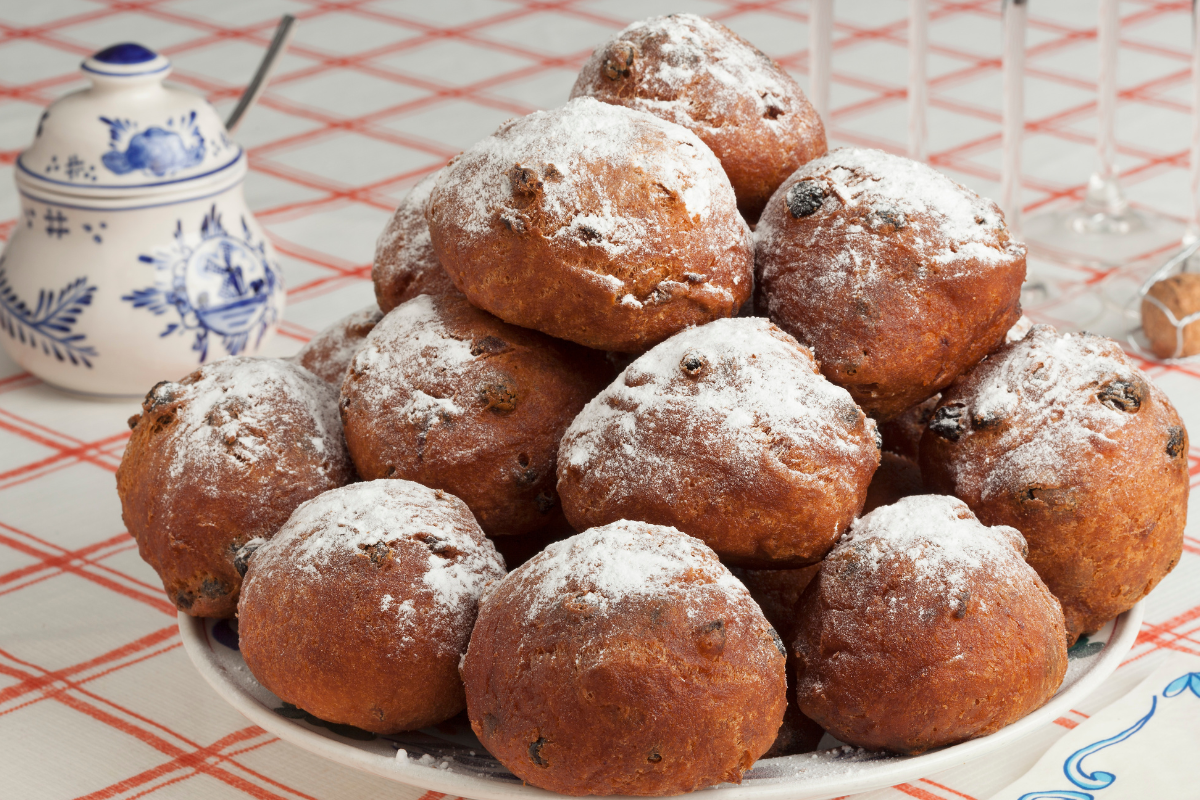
[180,602,1142,800]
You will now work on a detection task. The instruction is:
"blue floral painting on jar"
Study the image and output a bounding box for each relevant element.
[99,111,205,177]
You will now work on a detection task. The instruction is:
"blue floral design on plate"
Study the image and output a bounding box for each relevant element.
[122,205,279,362]
[0,258,98,367]
[99,111,205,177]
[1018,671,1200,799]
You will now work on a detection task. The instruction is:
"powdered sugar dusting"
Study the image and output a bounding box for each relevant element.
[294,304,382,385]
[574,14,799,133]
[429,97,745,304]
[945,326,1144,501]
[348,295,475,423]
[559,317,875,500]
[756,147,1021,306]
[160,357,344,485]
[833,495,1027,603]
[497,521,748,622]
[249,480,505,652]
[1005,314,1034,344]
[373,169,453,310]
[437,97,720,231]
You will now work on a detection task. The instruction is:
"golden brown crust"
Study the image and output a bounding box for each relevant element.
[237,481,506,733]
[488,525,574,571]
[755,147,1026,420]
[340,294,613,537]
[793,496,1067,754]
[570,14,826,222]
[462,522,787,795]
[373,170,458,313]
[919,326,1188,643]
[729,564,825,757]
[293,305,383,385]
[730,565,819,647]
[861,451,927,515]
[878,394,940,461]
[557,318,879,567]
[426,98,753,353]
[116,358,355,617]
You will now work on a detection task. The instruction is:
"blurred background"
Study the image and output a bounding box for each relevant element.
[1,0,1194,366]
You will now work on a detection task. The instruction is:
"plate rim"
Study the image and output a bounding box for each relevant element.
[179,601,1144,800]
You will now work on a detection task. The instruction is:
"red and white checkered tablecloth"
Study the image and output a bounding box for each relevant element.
[1,1,1197,799]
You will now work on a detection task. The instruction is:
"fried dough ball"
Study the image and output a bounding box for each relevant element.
[238,480,505,733]
[373,169,458,313]
[426,97,753,352]
[293,304,382,385]
[755,147,1026,419]
[920,325,1188,643]
[730,564,825,757]
[571,14,826,222]
[557,317,880,568]
[462,521,787,795]
[340,293,613,537]
[862,451,926,514]
[117,358,354,617]
[793,495,1067,754]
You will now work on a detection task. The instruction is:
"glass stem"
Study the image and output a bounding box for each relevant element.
[908,0,928,162]
[1189,0,1200,242]
[1001,0,1026,237]
[810,0,833,122]
[1084,0,1127,217]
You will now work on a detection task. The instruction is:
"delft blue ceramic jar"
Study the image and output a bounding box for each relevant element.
[0,43,285,396]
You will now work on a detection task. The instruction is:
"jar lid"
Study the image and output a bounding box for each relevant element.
[16,43,243,198]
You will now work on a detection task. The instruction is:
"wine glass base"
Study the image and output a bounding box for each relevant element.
[1018,254,1107,330]
[1021,205,1186,269]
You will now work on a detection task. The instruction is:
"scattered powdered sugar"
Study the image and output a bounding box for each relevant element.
[832,495,1027,603]
[574,14,799,132]
[250,480,505,651]
[559,317,874,501]
[755,148,1023,360]
[500,520,748,622]
[378,169,437,257]
[1005,314,1034,344]
[949,326,1144,501]
[757,147,1020,302]
[159,357,344,485]
[348,295,476,424]
[429,97,742,298]
[373,169,444,296]
[293,304,383,385]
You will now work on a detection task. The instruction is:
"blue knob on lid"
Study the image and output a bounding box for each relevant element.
[82,43,170,79]
[91,43,159,64]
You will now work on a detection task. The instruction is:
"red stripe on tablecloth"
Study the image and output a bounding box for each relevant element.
[920,777,982,799]
[0,523,173,615]
[894,782,948,800]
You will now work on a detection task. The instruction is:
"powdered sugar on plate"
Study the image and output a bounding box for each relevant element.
[944,326,1145,501]
[831,495,1028,605]
[494,520,749,623]
[559,317,875,501]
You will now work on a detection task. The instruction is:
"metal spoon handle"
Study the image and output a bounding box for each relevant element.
[225,14,296,133]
